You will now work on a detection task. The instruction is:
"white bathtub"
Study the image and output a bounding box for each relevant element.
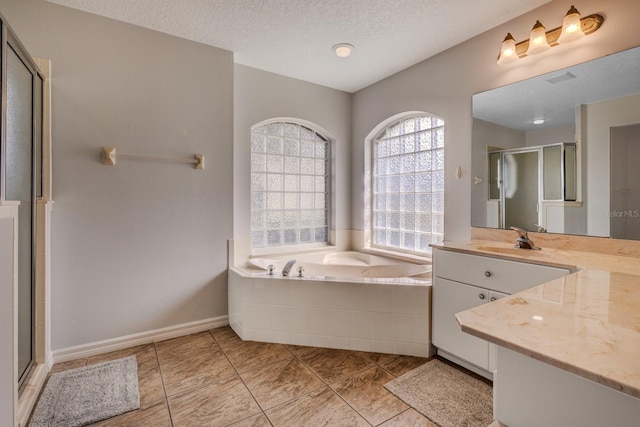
[247,251,432,279]
[229,251,434,357]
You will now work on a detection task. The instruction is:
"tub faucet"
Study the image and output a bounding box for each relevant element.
[510,226,539,250]
[282,259,296,276]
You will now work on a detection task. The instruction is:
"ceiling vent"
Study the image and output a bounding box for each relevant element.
[546,72,577,84]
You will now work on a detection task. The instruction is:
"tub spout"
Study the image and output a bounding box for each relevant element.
[282,259,296,276]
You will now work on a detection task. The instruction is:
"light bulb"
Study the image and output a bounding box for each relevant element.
[558,5,585,44]
[332,43,354,58]
[497,33,519,65]
[526,21,550,56]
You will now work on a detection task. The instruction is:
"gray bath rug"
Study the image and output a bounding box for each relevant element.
[30,356,140,427]
[384,359,493,427]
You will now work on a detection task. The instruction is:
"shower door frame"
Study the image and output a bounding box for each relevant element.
[0,17,45,394]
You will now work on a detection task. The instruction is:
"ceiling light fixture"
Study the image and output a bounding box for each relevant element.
[532,119,545,125]
[332,43,354,58]
[497,6,603,65]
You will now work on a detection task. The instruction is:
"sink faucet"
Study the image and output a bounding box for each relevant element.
[282,259,296,276]
[510,226,539,250]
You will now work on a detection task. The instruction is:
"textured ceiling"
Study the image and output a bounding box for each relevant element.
[473,47,640,132]
[45,0,551,92]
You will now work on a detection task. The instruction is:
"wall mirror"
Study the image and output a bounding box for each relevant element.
[471,46,640,240]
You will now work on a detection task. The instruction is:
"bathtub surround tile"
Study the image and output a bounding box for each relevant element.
[298,347,375,383]
[168,376,261,427]
[155,331,219,366]
[332,366,409,425]
[159,349,237,396]
[229,267,433,359]
[264,387,370,427]
[392,285,431,315]
[245,278,291,306]
[224,341,294,373]
[242,358,325,410]
[380,408,438,426]
[244,303,292,332]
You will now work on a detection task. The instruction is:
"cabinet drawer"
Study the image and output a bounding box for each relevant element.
[434,249,570,294]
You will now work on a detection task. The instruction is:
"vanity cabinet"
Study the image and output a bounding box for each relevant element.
[432,248,570,376]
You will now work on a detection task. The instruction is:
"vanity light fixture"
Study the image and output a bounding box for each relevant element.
[526,21,551,56]
[497,5,603,65]
[332,43,354,58]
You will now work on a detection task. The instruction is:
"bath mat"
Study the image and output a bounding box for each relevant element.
[384,359,493,427]
[30,356,140,427]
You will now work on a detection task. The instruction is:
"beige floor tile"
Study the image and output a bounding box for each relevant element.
[225,341,294,373]
[160,348,237,396]
[227,412,272,427]
[332,366,409,425]
[211,325,246,352]
[265,387,369,427]
[298,347,375,383]
[241,358,325,410]
[168,376,261,427]
[86,343,158,375]
[155,331,219,366]
[361,351,402,365]
[49,358,86,374]
[379,408,438,426]
[88,399,171,427]
[138,365,165,408]
[381,355,430,377]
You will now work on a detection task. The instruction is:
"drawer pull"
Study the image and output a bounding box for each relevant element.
[484,271,492,277]
[479,293,486,300]
[490,297,497,302]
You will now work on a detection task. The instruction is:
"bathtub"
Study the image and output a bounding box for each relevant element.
[229,251,434,357]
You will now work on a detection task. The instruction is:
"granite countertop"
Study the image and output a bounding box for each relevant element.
[433,240,640,399]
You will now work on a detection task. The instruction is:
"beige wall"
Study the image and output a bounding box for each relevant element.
[352,0,640,242]
[0,0,234,349]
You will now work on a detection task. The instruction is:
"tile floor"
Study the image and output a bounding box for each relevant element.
[36,326,444,426]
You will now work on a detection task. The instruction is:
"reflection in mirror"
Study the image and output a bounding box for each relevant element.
[472,46,640,240]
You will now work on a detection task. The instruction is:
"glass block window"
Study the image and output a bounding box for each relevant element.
[251,121,329,248]
[372,115,444,254]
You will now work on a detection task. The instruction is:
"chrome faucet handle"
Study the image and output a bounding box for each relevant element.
[510,226,529,238]
[510,226,539,250]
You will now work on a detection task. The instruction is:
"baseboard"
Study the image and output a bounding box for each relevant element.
[52,316,228,363]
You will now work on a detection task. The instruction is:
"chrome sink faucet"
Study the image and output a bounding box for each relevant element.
[282,259,296,276]
[510,226,540,250]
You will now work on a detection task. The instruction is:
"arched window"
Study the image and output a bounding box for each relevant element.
[250,120,329,249]
[371,114,444,254]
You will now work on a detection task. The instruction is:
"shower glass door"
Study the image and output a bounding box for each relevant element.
[3,32,41,391]
[502,150,540,231]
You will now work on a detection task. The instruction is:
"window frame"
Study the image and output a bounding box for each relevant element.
[249,118,333,255]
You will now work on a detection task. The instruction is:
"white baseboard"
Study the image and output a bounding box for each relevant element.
[52,316,228,363]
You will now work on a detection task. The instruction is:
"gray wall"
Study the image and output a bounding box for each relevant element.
[233,64,352,261]
[352,0,640,242]
[0,0,233,349]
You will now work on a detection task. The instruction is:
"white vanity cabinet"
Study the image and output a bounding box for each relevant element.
[432,248,570,376]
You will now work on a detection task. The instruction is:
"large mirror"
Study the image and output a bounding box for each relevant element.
[472,46,640,240]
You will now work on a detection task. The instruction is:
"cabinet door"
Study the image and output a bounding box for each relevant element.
[433,278,490,369]
[488,290,509,373]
